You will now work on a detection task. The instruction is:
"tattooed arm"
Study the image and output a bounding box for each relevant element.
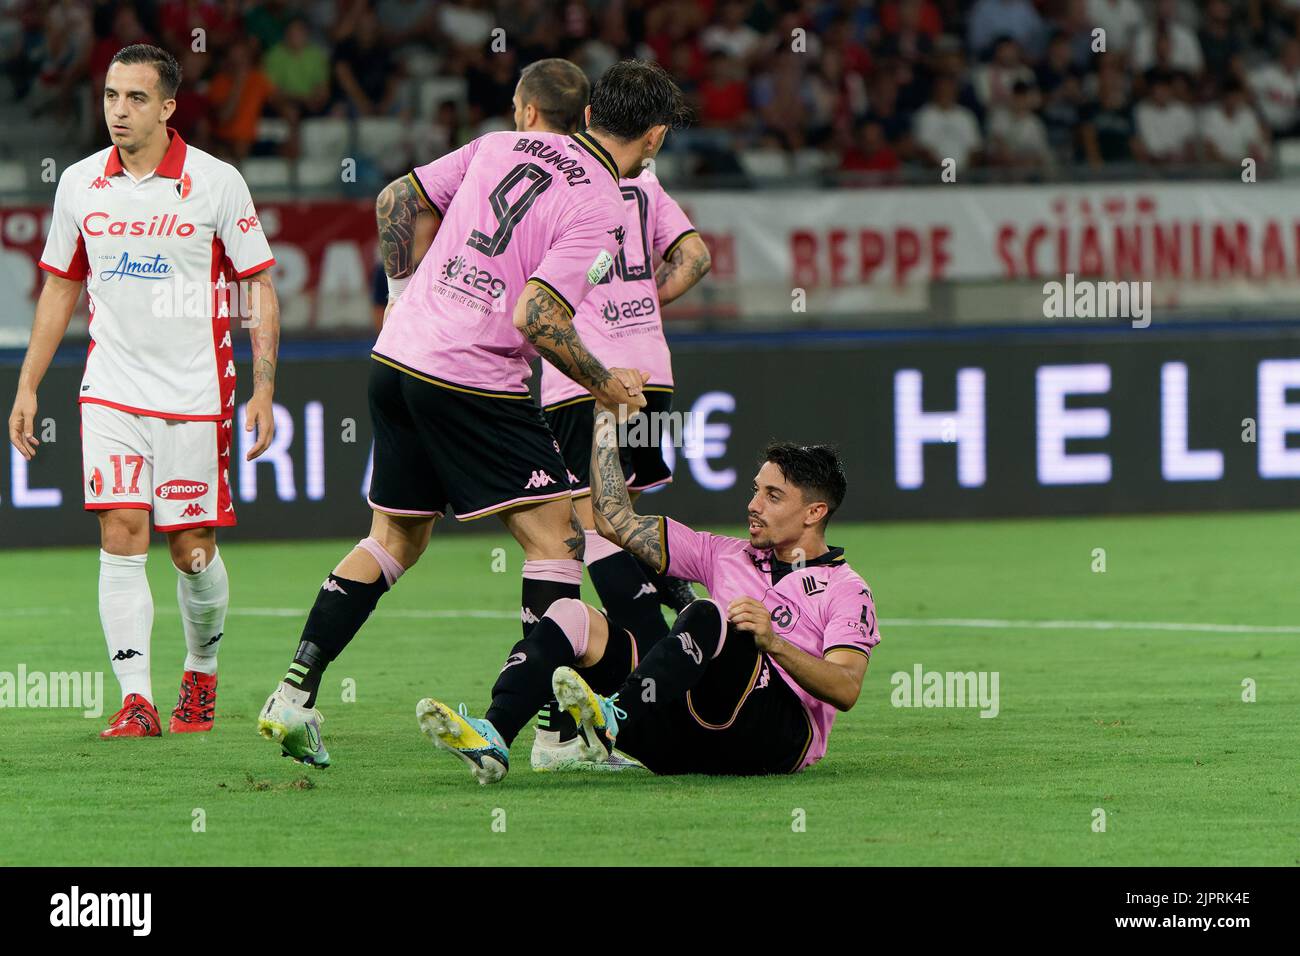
[514,281,647,412]
[654,234,711,307]
[243,268,280,461]
[589,406,666,572]
[376,174,439,281]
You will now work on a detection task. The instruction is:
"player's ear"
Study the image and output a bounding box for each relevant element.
[805,501,828,529]
[583,104,592,129]
[160,97,176,123]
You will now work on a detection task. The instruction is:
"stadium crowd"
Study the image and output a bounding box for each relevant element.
[2,0,1300,184]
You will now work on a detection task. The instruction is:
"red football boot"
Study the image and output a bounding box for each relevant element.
[170,670,218,733]
[100,693,162,738]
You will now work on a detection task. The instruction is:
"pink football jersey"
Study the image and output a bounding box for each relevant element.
[662,518,880,770]
[373,130,628,395]
[538,168,697,407]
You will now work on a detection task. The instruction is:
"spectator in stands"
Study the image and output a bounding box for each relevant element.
[1248,36,1300,135]
[967,0,1045,61]
[752,49,818,151]
[1132,0,1203,75]
[864,69,914,151]
[701,0,763,64]
[879,0,942,38]
[1086,0,1145,57]
[696,50,751,130]
[245,0,295,52]
[877,0,934,65]
[913,72,983,170]
[1198,0,1244,80]
[465,46,518,133]
[375,0,439,50]
[1081,68,1139,167]
[265,16,331,118]
[973,36,1035,113]
[169,48,213,147]
[25,0,92,120]
[1134,69,1197,165]
[988,80,1054,169]
[1039,33,1087,162]
[1201,78,1270,165]
[839,119,901,180]
[159,0,240,56]
[207,36,275,161]
[333,6,401,117]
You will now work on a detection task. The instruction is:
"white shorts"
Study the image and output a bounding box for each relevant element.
[81,402,235,532]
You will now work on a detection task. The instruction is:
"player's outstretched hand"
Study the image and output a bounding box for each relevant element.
[244,393,276,460]
[596,368,650,422]
[8,390,38,460]
[728,597,776,652]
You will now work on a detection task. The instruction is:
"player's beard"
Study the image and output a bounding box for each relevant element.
[748,516,774,549]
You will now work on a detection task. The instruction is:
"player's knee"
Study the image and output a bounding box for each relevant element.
[357,536,409,587]
[542,597,592,658]
[167,528,215,571]
[98,511,148,555]
[675,598,727,658]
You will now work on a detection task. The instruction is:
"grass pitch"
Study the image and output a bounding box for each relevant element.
[1,511,1296,866]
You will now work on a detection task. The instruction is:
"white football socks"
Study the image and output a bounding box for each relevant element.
[177,548,228,675]
[99,550,154,703]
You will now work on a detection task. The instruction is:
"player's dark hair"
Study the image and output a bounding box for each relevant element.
[517,58,590,134]
[109,44,182,99]
[588,59,689,141]
[763,442,847,526]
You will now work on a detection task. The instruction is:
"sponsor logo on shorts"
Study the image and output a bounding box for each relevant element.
[524,470,557,490]
[88,468,104,497]
[155,479,208,500]
[677,631,703,665]
[179,502,207,518]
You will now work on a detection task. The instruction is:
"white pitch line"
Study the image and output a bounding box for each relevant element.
[8,606,1298,635]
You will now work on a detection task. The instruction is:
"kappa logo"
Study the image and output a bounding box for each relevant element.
[200,632,223,648]
[756,660,771,690]
[677,631,703,665]
[521,607,539,624]
[322,579,348,596]
[89,176,112,190]
[801,576,825,596]
[500,652,527,673]
[524,470,556,490]
[112,649,143,661]
[180,502,207,518]
[634,582,658,599]
[608,225,626,245]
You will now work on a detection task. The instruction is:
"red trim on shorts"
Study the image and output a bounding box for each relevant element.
[154,513,235,533]
[79,396,226,422]
[85,502,152,512]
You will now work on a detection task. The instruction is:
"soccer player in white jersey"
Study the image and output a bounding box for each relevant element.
[6,45,280,738]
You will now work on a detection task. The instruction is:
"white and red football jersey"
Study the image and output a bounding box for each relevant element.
[40,129,275,420]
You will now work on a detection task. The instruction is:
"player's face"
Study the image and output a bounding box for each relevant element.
[104,62,174,151]
[748,461,816,550]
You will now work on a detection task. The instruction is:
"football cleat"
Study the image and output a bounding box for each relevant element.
[531,726,644,772]
[257,685,330,768]
[551,666,627,763]
[658,576,699,614]
[416,698,509,785]
[169,670,217,733]
[100,693,162,738]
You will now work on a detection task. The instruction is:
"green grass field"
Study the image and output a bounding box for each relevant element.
[1,511,1297,866]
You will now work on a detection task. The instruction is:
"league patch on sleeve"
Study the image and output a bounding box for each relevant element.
[587,249,615,285]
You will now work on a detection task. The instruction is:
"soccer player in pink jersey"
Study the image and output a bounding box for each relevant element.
[513,63,713,769]
[6,45,280,738]
[258,60,689,768]
[416,404,879,782]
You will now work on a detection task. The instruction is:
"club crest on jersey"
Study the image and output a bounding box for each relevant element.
[88,468,104,497]
[768,600,802,634]
[174,171,193,200]
[587,249,615,285]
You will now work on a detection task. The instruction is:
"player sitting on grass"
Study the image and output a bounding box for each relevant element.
[415,402,880,782]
